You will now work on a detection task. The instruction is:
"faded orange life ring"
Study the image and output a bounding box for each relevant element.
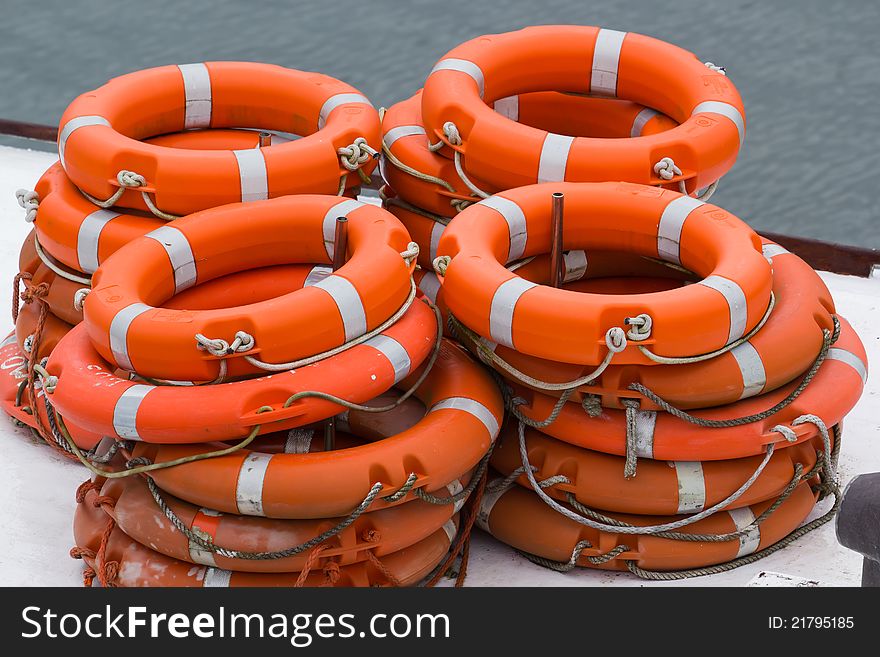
[514,316,866,461]
[437,182,771,365]
[58,63,380,216]
[422,26,744,194]
[125,340,502,519]
[15,300,73,362]
[83,195,416,381]
[0,333,34,428]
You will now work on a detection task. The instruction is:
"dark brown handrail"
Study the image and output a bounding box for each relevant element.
[0,118,877,278]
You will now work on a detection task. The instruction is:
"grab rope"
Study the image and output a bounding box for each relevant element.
[15,188,40,222]
[33,234,92,286]
[380,191,452,225]
[79,170,181,221]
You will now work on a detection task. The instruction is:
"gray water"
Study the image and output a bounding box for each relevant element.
[1,0,877,247]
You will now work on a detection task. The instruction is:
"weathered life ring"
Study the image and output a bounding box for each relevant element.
[437,182,771,365]
[382,90,676,216]
[58,63,380,216]
[421,26,744,193]
[15,299,73,362]
[0,333,34,428]
[125,340,502,518]
[514,316,866,461]
[83,195,416,381]
[477,477,816,573]
[491,422,823,515]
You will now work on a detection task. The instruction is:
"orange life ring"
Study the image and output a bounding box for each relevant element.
[515,316,866,461]
[459,240,835,410]
[96,472,463,573]
[15,300,73,361]
[382,90,676,216]
[492,423,823,515]
[421,26,744,194]
[47,297,437,445]
[126,340,502,518]
[18,230,87,326]
[477,477,816,572]
[83,195,415,381]
[74,489,455,587]
[32,130,296,275]
[58,63,380,216]
[0,333,34,428]
[437,182,771,365]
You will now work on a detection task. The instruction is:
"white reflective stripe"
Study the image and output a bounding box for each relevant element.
[477,196,527,262]
[382,124,425,149]
[188,522,218,567]
[312,275,367,341]
[441,519,457,545]
[674,461,706,513]
[304,265,332,287]
[145,225,197,293]
[202,568,232,587]
[322,199,364,260]
[178,63,212,129]
[235,453,272,516]
[112,384,153,440]
[429,58,485,98]
[58,115,110,169]
[418,272,440,303]
[731,341,766,399]
[633,410,657,458]
[476,484,509,532]
[364,334,411,384]
[429,221,445,261]
[657,196,705,265]
[728,507,761,557]
[430,397,499,440]
[318,92,373,129]
[827,348,868,384]
[692,101,746,145]
[494,95,519,120]
[630,107,658,137]
[537,133,574,183]
[232,149,268,202]
[356,189,383,207]
[563,250,588,282]
[284,428,314,454]
[109,302,153,371]
[761,243,790,259]
[446,479,466,513]
[77,209,121,274]
[591,29,627,97]
[699,275,749,343]
[488,278,537,348]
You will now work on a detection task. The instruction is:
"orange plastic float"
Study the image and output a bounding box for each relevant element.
[83,195,415,381]
[458,240,835,409]
[422,26,745,194]
[436,182,771,365]
[477,478,817,573]
[515,316,866,461]
[0,333,33,427]
[29,130,294,275]
[58,63,380,216]
[382,90,676,217]
[74,488,456,587]
[15,300,73,361]
[125,340,502,518]
[491,423,824,515]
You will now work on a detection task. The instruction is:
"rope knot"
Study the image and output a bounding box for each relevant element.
[15,189,40,222]
[432,254,451,276]
[73,288,90,312]
[75,479,101,504]
[195,331,255,357]
[362,529,380,543]
[442,122,462,146]
[625,313,653,341]
[704,62,727,75]
[322,561,341,586]
[20,281,49,304]
[771,424,798,443]
[92,494,116,510]
[116,170,146,188]
[337,137,378,171]
[101,560,120,586]
[450,198,473,213]
[605,327,628,353]
[70,546,95,561]
[653,157,682,181]
[400,241,420,266]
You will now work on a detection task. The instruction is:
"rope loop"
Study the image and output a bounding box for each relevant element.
[605,326,628,353]
[338,137,378,171]
[15,188,40,222]
[400,241,420,266]
[73,288,90,312]
[195,330,255,357]
[624,313,652,341]
[442,122,462,146]
[432,254,451,276]
[116,170,146,189]
[653,156,682,181]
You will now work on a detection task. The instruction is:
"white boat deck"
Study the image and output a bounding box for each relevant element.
[0,144,876,587]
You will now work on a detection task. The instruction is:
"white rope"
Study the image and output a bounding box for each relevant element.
[33,234,92,286]
[338,137,378,171]
[15,189,40,223]
[73,288,90,312]
[624,313,652,342]
[78,169,180,221]
[432,255,451,276]
[426,120,492,200]
[704,62,727,76]
[194,330,255,357]
[653,156,682,181]
[400,241,421,267]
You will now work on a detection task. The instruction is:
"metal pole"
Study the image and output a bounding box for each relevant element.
[258,131,272,148]
[324,416,336,452]
[333,217,349,271]
[550,192,565,288]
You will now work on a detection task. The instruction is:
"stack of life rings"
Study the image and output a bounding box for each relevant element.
[384,26,868,579]
[4,62,504,587]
